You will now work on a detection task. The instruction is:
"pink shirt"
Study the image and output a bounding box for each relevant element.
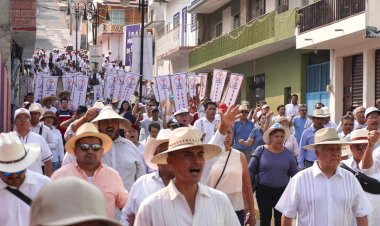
[51,162,128,218]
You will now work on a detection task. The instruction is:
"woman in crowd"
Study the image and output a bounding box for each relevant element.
[239,113,268,152]
[119,100,136,124]
[248,123,298,226]
[278,116,299,158]
[208,125,256,225]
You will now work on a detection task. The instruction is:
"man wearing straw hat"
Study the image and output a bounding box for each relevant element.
[276,128,372,226]
[298,108,329,169]
[51,123,128,218]
[0,132,50,226]
[134,106,242,226]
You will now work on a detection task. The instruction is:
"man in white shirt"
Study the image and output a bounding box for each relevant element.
[276,128,372,226]
[0,132,50,226]
[139,107,163,141]
[135,126,240,226]
[338,114,355,141]
[285,94,299,117]
[193,101,221,143]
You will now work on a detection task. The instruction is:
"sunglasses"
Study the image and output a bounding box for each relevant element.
[78,144,102,152]
[1,170,26,177]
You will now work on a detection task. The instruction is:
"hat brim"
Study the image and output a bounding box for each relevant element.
[40,215,121,226]
[303,140,349,150]
[0,143,40,173]
[92,112,131,129]
[349,139,369,144]
[40,96,57,106]
[308,115,330,119]
[65,132,113,155]
[263,127,290,144]
[151,143,222,165]
[144,138,169,170]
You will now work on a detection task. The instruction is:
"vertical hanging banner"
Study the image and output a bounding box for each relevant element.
[93,85,103,103]
[152,83,160,102]
[222,73,244,106]
[155,75,171,102]
[125,24,140,67]
[27,77,34,93]
[170,73,188,111]
[34,73,45,102]
[187,73,199,98]
[198,73,208,101]
[62,74,75,93]
[131,35,153,81]
[113,74,125,101]
[72,75,89,106]
[210,69,228,102]
[104,74,116,99]
[120,72,140,101]
[42,76,58,97]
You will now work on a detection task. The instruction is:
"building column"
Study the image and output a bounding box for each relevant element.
[363,49,376,107]
[330,50,344,123]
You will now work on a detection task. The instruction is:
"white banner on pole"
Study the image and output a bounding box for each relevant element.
[72,75,89,107]
[155,75,171,102]
[27,77,34,93]
[152,83,160,102]
[131,35,153,81]
[209,69,228,102]
[187,73,199,98]
[62,74,75,93]
[222,73,244,106]
[120,72,140,102]
[93,85,103,103]
[104,74,117,99]
[198,73,208,101]
[170,73,188,111]
[34,73,45,102]
[113,75,125,101]
[42,76,59,98]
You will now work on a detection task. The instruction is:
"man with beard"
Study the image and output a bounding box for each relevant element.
[0,132,50,226]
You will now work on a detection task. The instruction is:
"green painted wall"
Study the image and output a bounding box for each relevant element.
[227,47,307,109]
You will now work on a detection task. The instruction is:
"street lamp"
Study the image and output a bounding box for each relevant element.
[138,0,147,101]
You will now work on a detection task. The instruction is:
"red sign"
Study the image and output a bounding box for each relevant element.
[11,0,37,31]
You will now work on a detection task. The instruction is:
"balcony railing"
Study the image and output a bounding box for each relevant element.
[156,24,197,59]
[189,9,297,70]
[97,23,124,36]
[298,0,365,33]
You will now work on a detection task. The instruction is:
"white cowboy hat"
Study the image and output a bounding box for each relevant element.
[349,129,369,144]
[92,106,131,130]
[30,177,121,226]
[308,108,329,119]
[40,95,57,106]
[65,123,113,155]
[238,105,249,111]
[263,123,290,144]
[304,127,348,150]
[29,103,44,114]
[144,129,171,170]
[0,132,40,173]
[93,101,105,110]
[276,116,289,124]
[151,127,222,165]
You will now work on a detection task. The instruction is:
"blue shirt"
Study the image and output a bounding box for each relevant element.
[297,126,318,168]
[293,116,307,144]
[249,128,265,151]
[233,119,255,150]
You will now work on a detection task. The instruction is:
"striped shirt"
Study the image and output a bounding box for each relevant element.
[275,162,372,226]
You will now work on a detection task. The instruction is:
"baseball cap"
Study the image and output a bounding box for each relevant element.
[14,108,31,120]
[174,108,189,117]
[365,107,380,118]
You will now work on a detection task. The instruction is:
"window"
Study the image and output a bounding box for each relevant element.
[173,13,180,28]
[191,14,197,31]
[249,0,266,21]
[111,10,125,24]
[248,74,265,105]
[215,22,222,37]
[233,14,240,29]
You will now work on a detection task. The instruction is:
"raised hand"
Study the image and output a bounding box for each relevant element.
[219,105,241,135]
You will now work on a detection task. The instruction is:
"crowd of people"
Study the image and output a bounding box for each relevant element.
[2,49,380,226]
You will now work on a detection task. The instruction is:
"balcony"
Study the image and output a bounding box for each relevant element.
[156,24,197,60]
[188,0,231,14]
[97,23,124,37]
[189,9,298,71]
[145,4,165,29]
[298,0,365,33]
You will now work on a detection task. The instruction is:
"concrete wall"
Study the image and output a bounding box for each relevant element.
[0,0,11,70]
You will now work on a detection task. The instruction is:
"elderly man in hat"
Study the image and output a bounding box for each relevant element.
[276,128,372,226]
[30,177,121,226]
[41,95,57,113]
[14,108,53,176]
[297,108,329,169]
[51,123,128,218]
[0,132,50,226]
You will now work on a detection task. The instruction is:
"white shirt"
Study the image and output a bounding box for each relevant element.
[275,162,372,226]
[134,180,240,226]
[30,123,57,151]
[121,171,165,226]
[49,127,65,163]
[42,106,57,113]
[16,132,53,174]
[193,117,221,144]
[284,134,299,157]
[0,170,50,226]
[285,103,299,117]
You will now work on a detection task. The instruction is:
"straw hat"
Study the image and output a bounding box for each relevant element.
[308,108,329,118]
[144,129,171,170]
[29,103,44,114]
[58,90,71,99]
[40,95,57,106]
[277,116,289,124]
[238,105,249,111]
[349,129,369,144]
[92,106,131,130]
[263,123,290,144]
[30,177,121,226]
[151,127,222,164]
[0,132,40,173]
[303,127,348,150]
[93,101,105,110]
[65,123,113,155]
[39,111,58,125]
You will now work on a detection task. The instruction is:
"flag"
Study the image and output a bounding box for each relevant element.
[72,75,89,106]
[210,69,228,102]
[170,73,188,111]
[42,76,58,97]
[222,73,244,106]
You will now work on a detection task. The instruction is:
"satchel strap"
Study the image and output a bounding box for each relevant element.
[214,150,232,189]
[5,186,32,206]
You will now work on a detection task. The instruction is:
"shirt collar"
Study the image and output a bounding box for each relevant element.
[312,161,344,178]
[168,180,211,201]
